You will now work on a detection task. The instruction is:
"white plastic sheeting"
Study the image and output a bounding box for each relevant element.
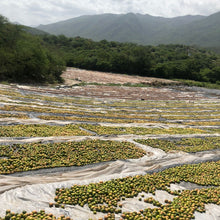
[0,141,219,219]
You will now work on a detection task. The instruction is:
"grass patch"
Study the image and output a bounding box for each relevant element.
[174,79,220,90]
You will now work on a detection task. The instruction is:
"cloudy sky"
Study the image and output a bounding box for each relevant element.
[0,0,219,26]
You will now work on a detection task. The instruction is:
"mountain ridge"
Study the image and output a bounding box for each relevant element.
[37,12,220,49]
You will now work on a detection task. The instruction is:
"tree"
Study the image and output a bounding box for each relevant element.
[0,14,65,83]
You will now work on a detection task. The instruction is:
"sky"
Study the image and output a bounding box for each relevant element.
[0,0,219,26]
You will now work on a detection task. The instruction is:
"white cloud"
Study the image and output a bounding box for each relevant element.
[0,0,219,26]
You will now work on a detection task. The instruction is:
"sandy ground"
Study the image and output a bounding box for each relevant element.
[62,68,179,85]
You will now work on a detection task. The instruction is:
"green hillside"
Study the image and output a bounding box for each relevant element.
[37,12,220,49]
[42,35,220,84]
[0,15,64,83]
[1,14,220,85]
[22,25,49,36]
[155,12,220,48]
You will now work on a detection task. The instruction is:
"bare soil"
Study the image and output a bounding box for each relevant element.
[12,68,219,100]
[62,67,179,85]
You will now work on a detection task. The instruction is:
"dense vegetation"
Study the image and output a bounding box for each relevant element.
[42,35,220,84]
[0,15,65,83]
[1,14,220,84]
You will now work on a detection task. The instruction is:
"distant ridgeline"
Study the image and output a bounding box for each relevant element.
[0,14,220,84]
[0,15,65,83]
[42,35,220,84]
[37,12,220,54]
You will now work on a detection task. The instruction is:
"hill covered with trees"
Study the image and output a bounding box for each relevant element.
[0,15,64,83]
[42,35,220,84]
[1,14,220,85]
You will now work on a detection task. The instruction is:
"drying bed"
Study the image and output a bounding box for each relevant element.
[0,161,219,220]
[135,137,220,153]
[80,124,209,135]
[0,210,70,220]
[0,124,90,137]
[0,113,29,119]
[51,161,220,219]
[38,115,149,124]
[185,121,220,126]
[0,83,219,220]
[0,140,145,174]
[1,104,220,121]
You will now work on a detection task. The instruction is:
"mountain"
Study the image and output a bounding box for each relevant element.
[22,26,49,36]
[37,12,220,49]
[154,12,220,48]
